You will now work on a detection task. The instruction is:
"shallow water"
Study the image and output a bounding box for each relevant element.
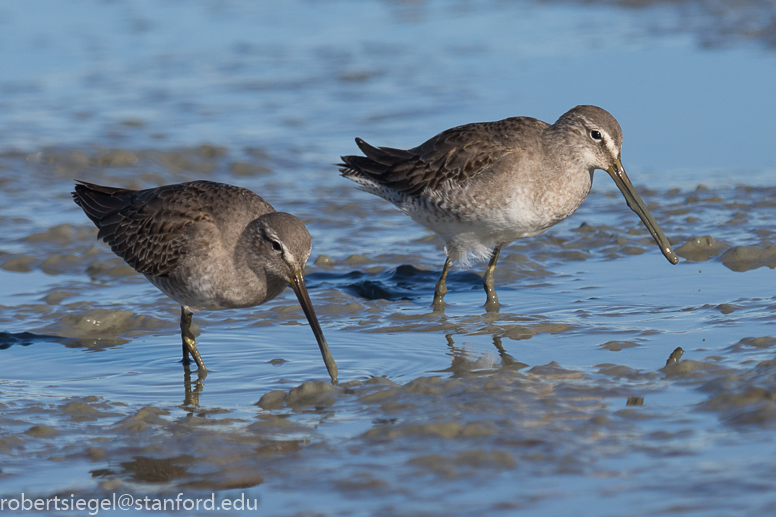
[2,0,776,515]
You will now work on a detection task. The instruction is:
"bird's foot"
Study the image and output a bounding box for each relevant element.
[484,287,500,313]
[182,335,207,371]
[432,292,447,312]
[433,278,448,311]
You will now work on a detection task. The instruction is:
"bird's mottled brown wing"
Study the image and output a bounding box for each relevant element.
[72,180,242,276]
[340,117,545,197]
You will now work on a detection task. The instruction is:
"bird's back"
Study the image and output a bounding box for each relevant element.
[72,180,275,277]
[340,116,549,199]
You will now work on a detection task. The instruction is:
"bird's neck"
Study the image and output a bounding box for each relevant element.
[535,131,595,218]
[232,235,285,307]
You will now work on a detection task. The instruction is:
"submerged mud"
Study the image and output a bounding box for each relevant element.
[2,346,776,514]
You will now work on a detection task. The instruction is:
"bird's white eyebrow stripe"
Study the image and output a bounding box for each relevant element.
[581,116,618,156]
[263,229,297,264]
[603,132,618,157]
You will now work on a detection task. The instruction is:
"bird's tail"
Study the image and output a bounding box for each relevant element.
[339,137,415,181]
[72,180,135,228]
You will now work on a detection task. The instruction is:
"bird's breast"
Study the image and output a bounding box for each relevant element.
[501,167,593,231]
[147,259,284,312]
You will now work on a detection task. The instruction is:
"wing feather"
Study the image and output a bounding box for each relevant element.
[340,117,546,197]
[73,181,220,276]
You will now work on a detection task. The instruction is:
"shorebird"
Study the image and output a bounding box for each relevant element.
[72,180,338,382]
[340,105,678,310]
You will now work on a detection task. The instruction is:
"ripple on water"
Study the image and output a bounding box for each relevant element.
[2,347,776,514]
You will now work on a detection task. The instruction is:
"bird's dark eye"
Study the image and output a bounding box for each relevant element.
[271,240,282,252]
[590,130,602,141]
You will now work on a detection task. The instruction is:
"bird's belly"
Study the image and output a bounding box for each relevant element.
[398,185,586,266]
[493,193,576,239]
[404,192,568,242]
[147,270,284,312]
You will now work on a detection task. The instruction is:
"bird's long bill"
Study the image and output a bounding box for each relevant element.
[606,159,679,265]
[289,270,338,383]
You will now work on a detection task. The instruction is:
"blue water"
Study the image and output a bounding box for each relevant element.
[2,1,776,515]
[2,1,775,176]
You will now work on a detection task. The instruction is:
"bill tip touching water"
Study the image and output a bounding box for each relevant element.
[71,179,338,383]
[340,104,678,309]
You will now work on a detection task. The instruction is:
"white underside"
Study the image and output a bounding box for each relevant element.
[350,172,592,267]
[402,195,555,267]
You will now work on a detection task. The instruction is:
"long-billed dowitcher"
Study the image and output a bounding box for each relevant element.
[72,180,338,382]
[340,105,678,310]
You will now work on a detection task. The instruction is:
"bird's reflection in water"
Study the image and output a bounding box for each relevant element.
[183,366,207,407]
[176,337,685,407]
[492,335,525,368]
[438,332,684,381]
[436,333,528,376]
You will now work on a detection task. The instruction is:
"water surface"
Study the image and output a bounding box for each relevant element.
[1,1,776,515]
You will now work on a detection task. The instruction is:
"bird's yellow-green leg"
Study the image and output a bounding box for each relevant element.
[180,307,206,371]
[433,257,453,308]
[483,244,503,312]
